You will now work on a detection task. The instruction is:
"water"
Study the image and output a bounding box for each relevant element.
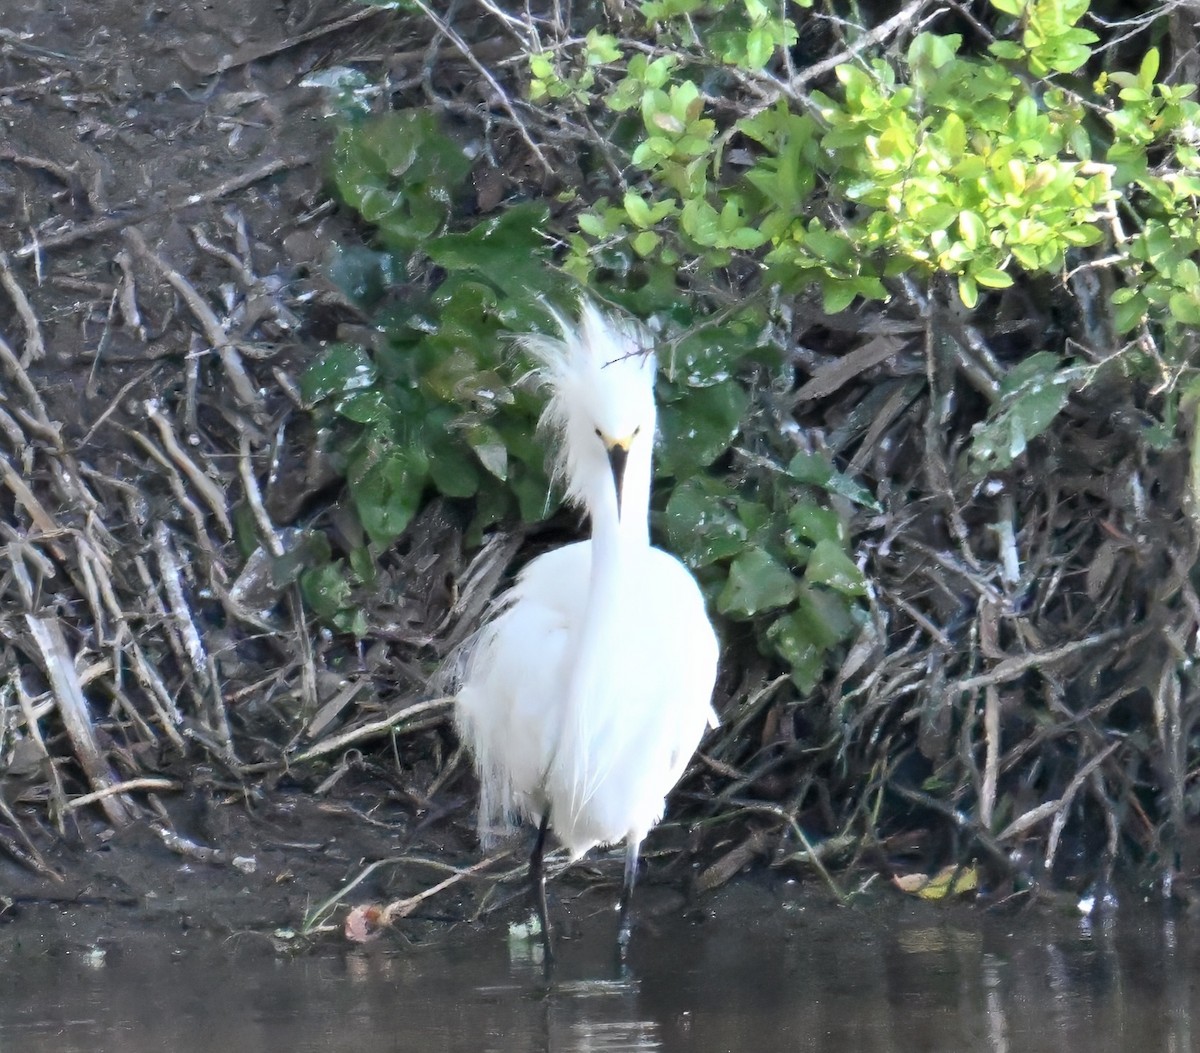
[2,888,1196,1052]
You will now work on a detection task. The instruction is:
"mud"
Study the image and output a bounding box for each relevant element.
[0,0,467,949]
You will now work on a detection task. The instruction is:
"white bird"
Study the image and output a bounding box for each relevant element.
[453,301,719,953]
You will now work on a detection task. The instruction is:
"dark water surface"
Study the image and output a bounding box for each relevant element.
[2,887,1196,1052]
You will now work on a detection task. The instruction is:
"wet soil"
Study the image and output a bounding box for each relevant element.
[0,0,476,949]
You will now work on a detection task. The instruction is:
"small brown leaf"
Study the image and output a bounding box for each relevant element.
[344,903,385,943]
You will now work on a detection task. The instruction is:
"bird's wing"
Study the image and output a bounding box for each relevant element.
[549,546,718,849]
[452,543,590,841]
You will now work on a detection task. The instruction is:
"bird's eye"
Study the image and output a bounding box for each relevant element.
[632,425,641,437]
[594,427,603,440]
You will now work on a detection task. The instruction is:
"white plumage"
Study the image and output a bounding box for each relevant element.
[453,301,718,946]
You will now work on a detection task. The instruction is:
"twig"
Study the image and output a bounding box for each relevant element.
[380,854,504,922]
[144,400,234,538]
[63,778,181,813]
[290,697,453,764]
[13,157,305,260]
[998,741,1120,855]
[410,0,552,177]
[181,156,305,208]
[0,250,46,364]
[124,230,260,407]
[0,333,58,441]
[304,849,513,934]
[788,0,933,88]
[951,629,1124,694]
[24,615,133,827]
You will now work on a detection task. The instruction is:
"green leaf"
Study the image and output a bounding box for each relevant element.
[767,587,856,689]
[633,230,662,256]
[335,389,388,425]
[805,538,867,596]
[623,191,654,229]
[958,211,987,250]
[717,547,799,616]
[787,453,880,510]
[971,361,1074,473]
[1138,48,1160,88]
[300,562,353,621]
[746,26,774,69]
[973,266,1014,289]
[999,351,1061,396]
[426,203,552,299]
[767,611,826,691]
[672,313,765,386]
[989,0,1026,17]
[664,476,747,567]
[302,344,376,404]
[658,379,748,475]
[823,281,859,314]
[1170,291,1200,326]
[428,441,480,498]
[466,423,510,481]
[349,444,430,544]
[788,501,844,548]
[958,274,979,309]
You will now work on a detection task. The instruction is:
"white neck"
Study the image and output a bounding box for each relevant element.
[565,435,652,699]
[588,438,652,555]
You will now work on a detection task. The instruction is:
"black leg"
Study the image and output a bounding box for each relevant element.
[617,840,639,954]
[531,811,555,964]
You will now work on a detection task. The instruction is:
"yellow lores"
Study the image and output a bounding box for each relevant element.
[454,301,718,954]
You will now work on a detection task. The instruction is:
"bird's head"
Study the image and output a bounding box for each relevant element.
[521,301,657,524]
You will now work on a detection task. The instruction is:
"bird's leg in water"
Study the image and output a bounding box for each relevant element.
[617,842,639,953]
[531,812,555,962]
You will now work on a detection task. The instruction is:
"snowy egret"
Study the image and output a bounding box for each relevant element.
[453,301,719,954]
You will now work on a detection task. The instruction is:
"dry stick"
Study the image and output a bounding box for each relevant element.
[128,640,187,747]
[307,850,513,933]
[153,522,211,689]
[63,778,181,814]
[79,364,160,447]
[1022,742,1121,868]
[124,230,260,408]
[410,0,552,177]
[144,400,234,538]
[290,697,453,764]
[793,334,908,403]
[0,148,75,183]
[178,156,305,209]
[379,855,504,923]
[0,334,58,443]
[24,615,133,827]
[13,156,304,259]
[126,431,215,549]
[153,521,236,762]
[12,670,70,826]
[181,5,386,76]
[695,827,774,893]
[236,431,318,716]
[0,792,59,877]
[237,431,282,557]
[0,250,45,364]
[788,0,934,88]
[113,249,145,339]
[0,451,68,562]
[981,684,1000,831]
[950,628,1125,694]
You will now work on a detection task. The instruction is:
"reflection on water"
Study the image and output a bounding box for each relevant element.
[2,886,1197,1053]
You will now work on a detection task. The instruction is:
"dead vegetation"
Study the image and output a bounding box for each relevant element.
[2,0,1199,938]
